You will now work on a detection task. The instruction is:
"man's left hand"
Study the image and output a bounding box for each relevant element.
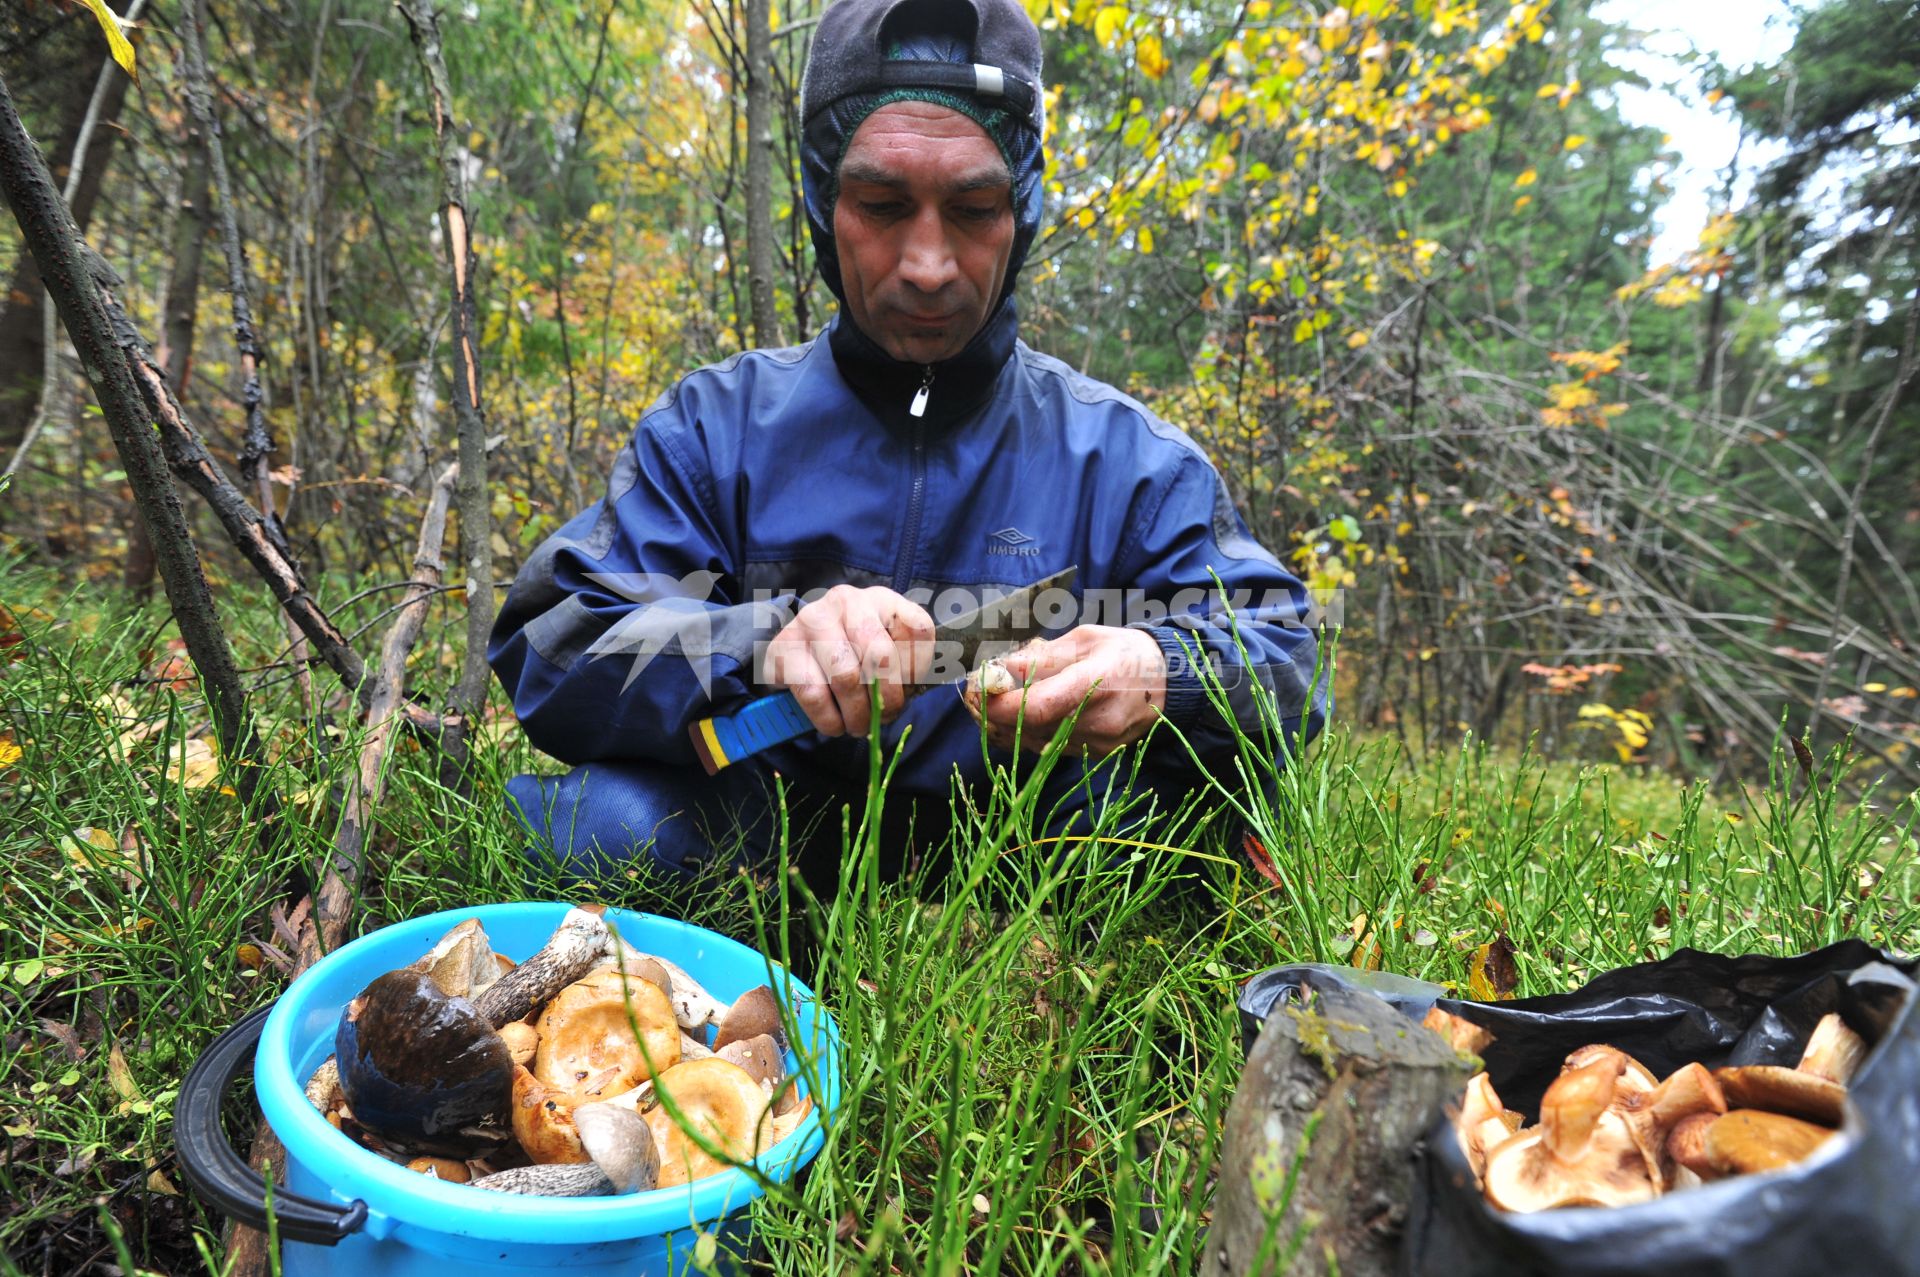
[972,625,1167,755]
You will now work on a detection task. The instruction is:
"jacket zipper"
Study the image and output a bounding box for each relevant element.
[893,419,926,594]
[891,367,934,592]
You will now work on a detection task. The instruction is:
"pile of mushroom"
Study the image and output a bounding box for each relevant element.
[1429,1007,1867,1211]
[304,908,814,1196]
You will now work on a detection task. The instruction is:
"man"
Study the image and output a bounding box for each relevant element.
[488,0,1327,879]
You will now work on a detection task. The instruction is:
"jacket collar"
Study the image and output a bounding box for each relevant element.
[827,299,1019,431]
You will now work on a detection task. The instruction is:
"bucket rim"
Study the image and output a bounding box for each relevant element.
[257,901,840,1244]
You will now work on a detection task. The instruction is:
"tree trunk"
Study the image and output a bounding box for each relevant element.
[1206,988,1471,1277]
[744,0,781,348]
[0,71,256,785]
[400,0,493,755]
[129,122,213,600]
[0,9,130,452]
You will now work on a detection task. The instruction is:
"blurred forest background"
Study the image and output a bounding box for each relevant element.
[1,0,1916,791]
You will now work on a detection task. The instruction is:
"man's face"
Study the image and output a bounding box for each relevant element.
[832,100,1015,365]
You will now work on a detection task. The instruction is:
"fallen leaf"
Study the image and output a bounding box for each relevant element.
[108,1044,141,1104]
[158,736,222,790]
[146,1168,179,1196]
[0,736,20,769]
[1466,933,1519,1001]
[37,1019,85,1061]
[53,1145,97,1178]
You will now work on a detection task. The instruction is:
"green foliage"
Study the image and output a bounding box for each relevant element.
[1,576,1914,1270]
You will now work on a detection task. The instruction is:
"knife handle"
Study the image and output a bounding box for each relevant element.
[689,690,815,775]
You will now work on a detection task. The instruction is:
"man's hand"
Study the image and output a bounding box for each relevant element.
[762,585,936,737]
[972,625,1167,755]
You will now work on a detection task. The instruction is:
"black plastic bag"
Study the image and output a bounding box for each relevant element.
[1237,941,1920,1277]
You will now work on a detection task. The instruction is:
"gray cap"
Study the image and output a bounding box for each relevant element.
[800,0,1045,137]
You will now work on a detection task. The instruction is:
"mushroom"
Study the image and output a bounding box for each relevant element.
[573,1100,661,1193]
[471,1162,614,1196]
[498,1020,540,1068]
[304,1057,343,1115]
[714,985,786,1051]
[1481,1055,1657,1211]
[410,917,501,1001]
[1453,1071,1522,1186]
[1665,1111,1719,1184]
[1614,1061,1726,1188]
[1713,1065,1845,1127]
[532,968,681,1097]
[1481,1110,1657,1211]
[1422,1006,1495,1059]
[637,955,729,1032]
[1796,1013,1867,1085]
[1703,1109,1836,1175]
[1553,1044,1657,1102]
[334,908,609,1153]
[641,1058,776,1187]
[404,1156,472,1183]
[715,1033,784,1090]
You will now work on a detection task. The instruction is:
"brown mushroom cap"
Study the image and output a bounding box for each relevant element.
[498,1020,540,1068]
[1482,1111,1658,1211]
[532,969,681,1098]
[715,1033,786,1090]
[1540,1051,1623,1162]
[642,1058,775,1187]
[1704,1109,1836,1175]
[1666,1111,1720,1179]
[1714,1065,1845,1126]
[511,1064,592,1164]
[1796,1013,1867,1086]
[1562,1044,1657,1097]
[1422,1007,1495,1059]
[714,985,785,1051]
[405,1156,472,1183]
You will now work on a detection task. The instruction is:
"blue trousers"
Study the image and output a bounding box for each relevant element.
[505,751,1201,884]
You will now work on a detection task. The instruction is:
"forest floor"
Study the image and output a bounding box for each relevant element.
[1,585,1915,1275]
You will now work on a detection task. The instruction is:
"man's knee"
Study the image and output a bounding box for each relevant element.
[505,760,774,878]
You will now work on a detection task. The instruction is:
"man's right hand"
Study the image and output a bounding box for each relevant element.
[761,585,936,737]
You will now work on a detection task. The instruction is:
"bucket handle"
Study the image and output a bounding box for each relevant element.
[175,1005,369,1246]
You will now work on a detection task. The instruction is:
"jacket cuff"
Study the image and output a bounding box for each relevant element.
[1142,624,1207,729]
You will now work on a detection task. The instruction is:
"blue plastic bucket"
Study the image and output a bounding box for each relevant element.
[177,902,840,1276]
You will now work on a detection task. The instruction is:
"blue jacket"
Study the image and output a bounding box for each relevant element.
[488,306,1327,799]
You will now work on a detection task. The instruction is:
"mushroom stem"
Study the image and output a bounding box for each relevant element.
[643,955,728,1031]
[472,908,610,1028]
[470,1163,613,1196]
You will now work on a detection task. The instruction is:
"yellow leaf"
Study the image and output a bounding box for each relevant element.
[1513,168,1538,189]
[1137,225,1154,254]
[108,1043,141,1104]
[1864,682,1888,693]
[1346,330,1370,349]
[1563,135,1587,151]
[0,739,19,769]
[1136,32,1169,80]
[1513,194,1533,211]
[1093,4,1127,46]
[159,737,222,790]
[80,0,137,82]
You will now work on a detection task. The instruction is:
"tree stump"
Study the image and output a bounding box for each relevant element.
[1205,987,1471,1277]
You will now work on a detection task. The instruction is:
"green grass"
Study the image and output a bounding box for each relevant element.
[0,573,1915,1274]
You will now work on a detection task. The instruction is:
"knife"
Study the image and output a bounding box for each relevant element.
[688,565,1078,774]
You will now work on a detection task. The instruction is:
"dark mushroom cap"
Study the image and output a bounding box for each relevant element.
[335,968,512,1155]
[714,985,785,1051]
